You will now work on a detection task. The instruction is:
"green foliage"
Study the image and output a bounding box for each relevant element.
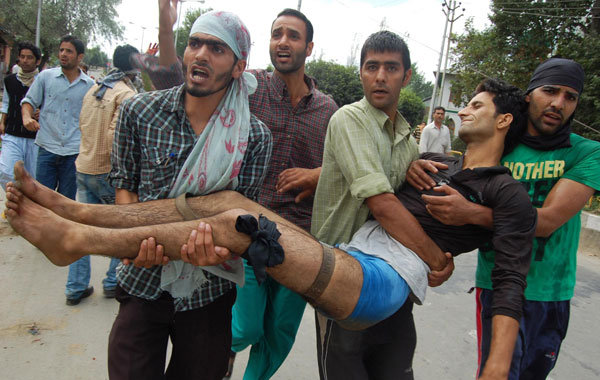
[397,88,425,127]
[0,0,123,67]
[584,195,600,214]
[558,32,600,140]
[450,0,600,141]
[84,46,109,67]
[406,63,433,100]
[174,7,212,57]
[451,136,466,154]
[305,59,363,107]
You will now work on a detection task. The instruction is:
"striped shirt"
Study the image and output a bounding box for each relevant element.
[108,84,273,311]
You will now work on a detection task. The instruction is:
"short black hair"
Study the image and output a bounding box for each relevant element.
[433,106,446,114]
[113,44,140,72]
[18,41,41,61]
[360,30,411,71]
[273,8,314,44]
[60,35,85,55]
[474,78,527,156]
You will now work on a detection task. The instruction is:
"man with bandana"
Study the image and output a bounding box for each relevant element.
[136,3,338,379]
[408,57,600,379]
[105,11,272,380]
[0,42,41,190]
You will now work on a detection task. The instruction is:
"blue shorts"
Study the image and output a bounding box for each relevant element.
[344,250,410,327]
[476,288,570,379]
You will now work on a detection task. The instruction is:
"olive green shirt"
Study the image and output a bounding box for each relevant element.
[311,97,419,244]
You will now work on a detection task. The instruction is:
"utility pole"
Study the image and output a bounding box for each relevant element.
[439,1,464,110]
[35,0,42,47]
[427,1,463,123]
[297,0,302,11]
[174,0,205,51]
[427,2,449,124]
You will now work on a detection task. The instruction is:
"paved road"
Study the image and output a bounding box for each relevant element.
[1,194,598,379]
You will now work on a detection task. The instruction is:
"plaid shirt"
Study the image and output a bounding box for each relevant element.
[249,70,338,231]
[108,85,272,312]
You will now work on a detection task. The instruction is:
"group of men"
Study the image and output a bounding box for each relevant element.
[1,35,146,304]
[3,1,600,380]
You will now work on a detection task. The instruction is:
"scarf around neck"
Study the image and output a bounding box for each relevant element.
[160,10,256,298]
[17,66,38,87]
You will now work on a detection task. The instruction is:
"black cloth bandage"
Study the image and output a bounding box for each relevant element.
[235,214,284,285]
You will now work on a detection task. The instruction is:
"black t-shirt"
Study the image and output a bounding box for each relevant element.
[396,153,537,320]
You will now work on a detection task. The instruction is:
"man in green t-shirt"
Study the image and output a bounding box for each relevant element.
[408,57,600,379]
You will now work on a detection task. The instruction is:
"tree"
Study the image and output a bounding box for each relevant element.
[397,88,425,127]
[174,7,212,57]
[406,63,433,100]
[0,0,123,67]
[84,46,109,67]
[305,59,363,107]
[450,0,600,141]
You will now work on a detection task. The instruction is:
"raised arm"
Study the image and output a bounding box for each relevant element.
[158,0,179,67]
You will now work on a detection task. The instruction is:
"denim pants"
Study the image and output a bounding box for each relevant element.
[35,147,78,199]
[0,134,38,190]
[63,172,120,298]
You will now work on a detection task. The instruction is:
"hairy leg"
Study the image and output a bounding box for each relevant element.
[6,189,362,320]
[10,161,306,236]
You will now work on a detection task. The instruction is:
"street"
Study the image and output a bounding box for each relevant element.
[0,197,598,379]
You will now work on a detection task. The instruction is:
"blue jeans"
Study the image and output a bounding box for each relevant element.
[35,147,77,200]
[0,134,39,190]
[64,172,120,298]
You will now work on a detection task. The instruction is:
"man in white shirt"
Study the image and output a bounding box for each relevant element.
[419,106,451,154]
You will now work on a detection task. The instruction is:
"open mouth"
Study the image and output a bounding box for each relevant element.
[191,66,209,81]
[277,51,291,60]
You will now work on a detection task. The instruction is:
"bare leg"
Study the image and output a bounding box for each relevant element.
[5,191,362,321]
[10,161,306,236]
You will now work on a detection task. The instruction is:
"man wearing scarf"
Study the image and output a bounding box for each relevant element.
[475,58,600,379]
[0,42,41,190]
[106,11,272,380]
[409,57,600,379]
[65,45,140,305]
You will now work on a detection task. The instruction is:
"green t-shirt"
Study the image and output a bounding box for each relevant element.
[476,134,600,301]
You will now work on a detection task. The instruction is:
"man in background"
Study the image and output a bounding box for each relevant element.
[21,35,94,305]
[73,44,140,300]
[419,106,451,154]
[0,42,41,190]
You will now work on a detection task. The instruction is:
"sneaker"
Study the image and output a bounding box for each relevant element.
[103,287,116,299]
[66,286,94,306]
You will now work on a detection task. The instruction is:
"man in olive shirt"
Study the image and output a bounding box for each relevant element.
[311,30,449,380]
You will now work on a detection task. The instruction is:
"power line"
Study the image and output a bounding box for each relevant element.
[492,0,595,5]
[501,10,599,18]
[332,0,442,55]
[573,119,600,135]
[501,7,593,11]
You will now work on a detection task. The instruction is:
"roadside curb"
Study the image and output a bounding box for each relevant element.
[580,211,600,257]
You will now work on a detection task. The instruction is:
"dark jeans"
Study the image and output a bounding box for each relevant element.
[316,300,416,380]
[476,288,570,380]
[35,146,77,200]
[108,286,236,380]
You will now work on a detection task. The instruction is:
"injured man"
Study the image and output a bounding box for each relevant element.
[5,79,535,336]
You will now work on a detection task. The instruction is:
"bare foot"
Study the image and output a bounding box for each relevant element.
[11,161,75,218]
[5,190,85,266]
